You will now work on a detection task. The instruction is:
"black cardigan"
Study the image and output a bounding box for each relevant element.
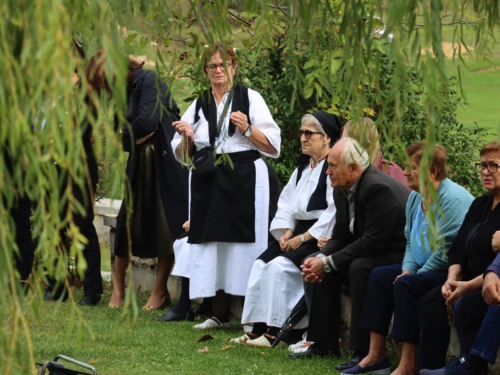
[447,192,500,280]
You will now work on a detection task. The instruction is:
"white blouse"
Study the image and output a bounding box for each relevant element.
[270,158,336,241]
[171,88,281,161]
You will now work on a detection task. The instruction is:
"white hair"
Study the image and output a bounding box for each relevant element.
[338,137,370,171]
[301,114,326,135]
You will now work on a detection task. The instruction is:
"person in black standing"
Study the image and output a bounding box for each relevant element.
[44,38,103,305]
[4,149,34,289]
[85,50,189,310]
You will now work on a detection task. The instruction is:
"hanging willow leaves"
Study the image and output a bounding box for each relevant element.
[1,0,498,374]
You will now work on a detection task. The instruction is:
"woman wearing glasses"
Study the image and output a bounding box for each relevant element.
[228,111,341,347]
[170,42,281,329]
[407,140,500,374]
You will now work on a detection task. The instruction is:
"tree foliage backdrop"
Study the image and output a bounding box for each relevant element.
[1,0,498,373]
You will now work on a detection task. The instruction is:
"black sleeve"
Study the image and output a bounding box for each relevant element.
[447,196,483,266]
[121,71,164,149]
[328,183,406,272]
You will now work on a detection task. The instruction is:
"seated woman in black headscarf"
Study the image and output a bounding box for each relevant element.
[229,111,341,347]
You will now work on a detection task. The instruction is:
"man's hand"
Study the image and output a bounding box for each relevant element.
[182,221,190,233]
[483,272,500,306]
[301,257,326,284]
[394,270,411,284]
[492,231,500,253]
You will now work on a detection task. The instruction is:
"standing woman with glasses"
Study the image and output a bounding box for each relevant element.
[170,42,281,329]
[413,140,500,373]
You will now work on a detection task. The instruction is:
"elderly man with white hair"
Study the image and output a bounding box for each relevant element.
[290,138,410,369]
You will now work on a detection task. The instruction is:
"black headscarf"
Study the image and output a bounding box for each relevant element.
[311,111,341,144]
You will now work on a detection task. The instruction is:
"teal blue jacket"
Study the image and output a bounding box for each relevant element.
[402,178,474,274]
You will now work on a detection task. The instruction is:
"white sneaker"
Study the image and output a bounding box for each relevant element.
[288,331,313,352]
[193,317,231,330]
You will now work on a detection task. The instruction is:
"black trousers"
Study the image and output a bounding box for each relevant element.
[71,181,103,295]
[418,286,489,369]
[359,264,447,345]
[305,251,403,353]
[10,194,34,280]
[47,178,103,295]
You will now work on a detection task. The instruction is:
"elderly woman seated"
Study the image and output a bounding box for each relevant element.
[341,142,474,375]
[229,111,341,347]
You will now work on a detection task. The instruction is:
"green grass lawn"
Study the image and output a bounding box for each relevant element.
[10,286,357,375]
[454,62,500,140]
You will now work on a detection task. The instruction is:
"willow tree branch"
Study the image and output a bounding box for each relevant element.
[271,1,291,19]
[412,18,484,30]
[190,0,209,40]
[227,10,252,27]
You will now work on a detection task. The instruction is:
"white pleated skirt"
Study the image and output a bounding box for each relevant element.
[241,257,309,329]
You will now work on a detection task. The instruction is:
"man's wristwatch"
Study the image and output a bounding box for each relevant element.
[321,257,332,273]
[300,234,306,243]
[243,124,252,137]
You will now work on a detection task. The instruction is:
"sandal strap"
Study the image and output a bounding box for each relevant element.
[247,332,259,339]
[264,333,276,340]
[209,316,223,326]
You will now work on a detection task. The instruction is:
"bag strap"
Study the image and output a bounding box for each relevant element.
[193,85,245,146]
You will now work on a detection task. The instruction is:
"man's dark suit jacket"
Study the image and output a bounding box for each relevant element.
[323,164,410,271]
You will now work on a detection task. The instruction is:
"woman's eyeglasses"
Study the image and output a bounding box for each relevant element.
[297,130,324,139]
[475,162,500,173]
[206,62,234,72]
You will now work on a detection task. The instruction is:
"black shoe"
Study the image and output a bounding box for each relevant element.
[289,343,339,359]
[335,353,366,371]
[78,294,101,306]
[154,309,194,322]
[44,286,68,302]
[193,303,212,316]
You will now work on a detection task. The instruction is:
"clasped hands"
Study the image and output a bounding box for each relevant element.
[279,229,302,252]
[301,257,326,284]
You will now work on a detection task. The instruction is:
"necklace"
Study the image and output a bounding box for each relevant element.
[311,155,328,169]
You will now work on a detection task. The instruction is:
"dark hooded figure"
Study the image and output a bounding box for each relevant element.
[85,49,188,310]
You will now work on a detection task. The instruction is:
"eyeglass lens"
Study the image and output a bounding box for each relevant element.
[206,62,232,72]
[476,162,499,173]
[298,130,313,139]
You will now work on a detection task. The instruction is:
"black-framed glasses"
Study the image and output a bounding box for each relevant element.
[297,130,324,139]
[205,62,234,72]
[475,162,500,173]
